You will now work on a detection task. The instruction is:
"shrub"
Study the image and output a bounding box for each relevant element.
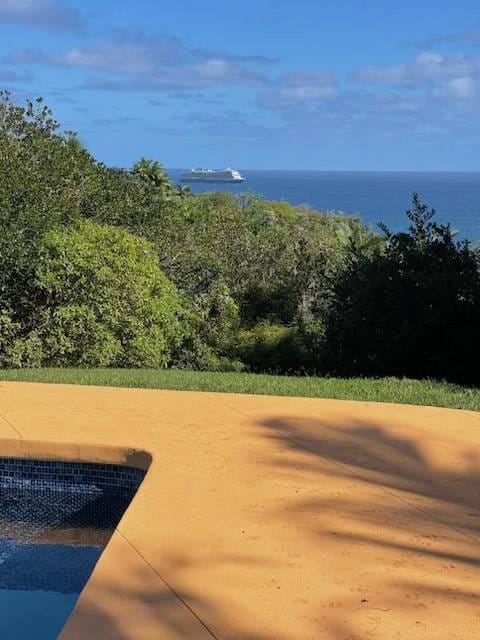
[7,220,185,367]
[325,195,480,384]
[235,322,309,373]
[172,282,244,371]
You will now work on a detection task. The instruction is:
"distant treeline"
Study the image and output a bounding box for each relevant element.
[1,92,479,384]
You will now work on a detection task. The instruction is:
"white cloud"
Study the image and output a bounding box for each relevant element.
[258,69,338,109]
[257,68,480,141]
[3,23,480,141]
[0,0,84,32]
[195,59,231,79]
[5,31,270,90]
[351,52,480,87]
[52,33,183,74]
[433,76,479,100]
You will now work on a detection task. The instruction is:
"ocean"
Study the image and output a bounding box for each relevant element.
[167,170,480,241]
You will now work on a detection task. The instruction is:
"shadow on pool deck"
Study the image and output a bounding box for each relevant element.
[61,411,480,639]
[256,414,480,638]
[260,415,480,541]
[61,550,273,640]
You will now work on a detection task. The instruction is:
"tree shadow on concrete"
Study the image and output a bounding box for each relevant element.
[61,413,480,640]
[60,548,272,640]
[256,413,480,639]
[262,415,480,538]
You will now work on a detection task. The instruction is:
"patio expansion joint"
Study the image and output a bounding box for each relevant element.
[206,393,480,547]
[0,412,23,439]
[114,526,221,640]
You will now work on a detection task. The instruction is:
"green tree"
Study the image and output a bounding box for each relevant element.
[325,194,480,383]
[0,92,98,316]
[235,322,309,373]
[132,158,174,193]
[4,220,185,368]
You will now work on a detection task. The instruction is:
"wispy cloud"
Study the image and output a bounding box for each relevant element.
[405,29,480,49]
[5,30,271,91]
[191,49,277,65]
[0,66,32,82]
[91,116,142,130]
[255,51,480,141]
[0,0,85,32]
[3,20,480,144]
[3,49,49,64]
[350,52,480,87]
[432,76,480,100]
[257,69,338,109]
[52,32,185,74]
[80,63,267,92]
[177,109,275,138]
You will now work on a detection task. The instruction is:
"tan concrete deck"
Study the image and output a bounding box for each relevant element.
[0,381,479,639]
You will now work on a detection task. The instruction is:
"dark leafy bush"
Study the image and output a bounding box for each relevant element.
[235,322,310,373]
[324,195,480,384]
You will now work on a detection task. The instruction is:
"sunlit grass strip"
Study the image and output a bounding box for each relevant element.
[0,369,478,412]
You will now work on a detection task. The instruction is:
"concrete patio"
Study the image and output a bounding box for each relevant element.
[0,381,478,639]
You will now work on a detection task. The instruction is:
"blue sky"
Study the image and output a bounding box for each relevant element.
[2,0,480,170]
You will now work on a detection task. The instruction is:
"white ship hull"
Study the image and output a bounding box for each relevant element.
[180,167,245,183]
[181,176,245,183]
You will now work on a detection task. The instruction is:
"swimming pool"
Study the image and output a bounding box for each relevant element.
[0,458,145,639]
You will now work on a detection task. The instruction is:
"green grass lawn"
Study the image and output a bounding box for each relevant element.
[0,368,478,411]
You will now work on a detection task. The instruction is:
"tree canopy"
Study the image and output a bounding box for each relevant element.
[1,92,479,385]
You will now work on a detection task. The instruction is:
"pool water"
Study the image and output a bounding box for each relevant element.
[0,459,145,639]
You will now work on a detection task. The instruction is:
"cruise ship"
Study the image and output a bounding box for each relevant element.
[180,167,245,183]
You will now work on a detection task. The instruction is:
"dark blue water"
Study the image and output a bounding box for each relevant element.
[0,460,145,639]
[168,170,480,240]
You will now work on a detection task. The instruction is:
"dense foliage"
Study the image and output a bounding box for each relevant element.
[31,220,183,367]
[1,92,479,384]
[324,196,480,384]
